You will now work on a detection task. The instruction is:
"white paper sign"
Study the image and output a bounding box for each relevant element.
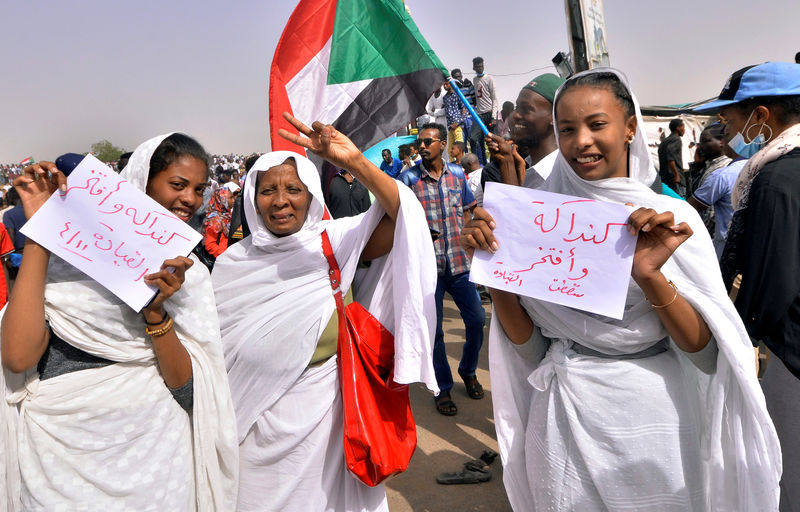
[470,183,636,319]
[21,155,202,312]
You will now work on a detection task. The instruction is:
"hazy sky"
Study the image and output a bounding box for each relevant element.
[1,0,796,162]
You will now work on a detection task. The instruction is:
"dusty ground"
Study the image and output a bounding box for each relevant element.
[385,296,512,512]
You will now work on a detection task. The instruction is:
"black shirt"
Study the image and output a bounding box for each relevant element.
[658,133,683,186]
[327,173,371,219]
[735,148,800,378]
[227,192,250,246]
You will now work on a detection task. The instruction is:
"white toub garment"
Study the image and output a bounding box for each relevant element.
[0,133,239,511]
[212,151,437,511]
[489,68,781,511]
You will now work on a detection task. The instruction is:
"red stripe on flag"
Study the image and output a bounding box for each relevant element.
[269,0,337,153]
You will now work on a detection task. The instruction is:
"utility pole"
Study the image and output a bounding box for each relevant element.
[565,0,589,72]
[564,0,610,73]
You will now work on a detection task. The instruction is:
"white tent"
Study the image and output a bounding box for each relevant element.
[642,114,713,171]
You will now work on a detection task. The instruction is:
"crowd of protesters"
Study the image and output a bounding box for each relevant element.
[1,56,799,512]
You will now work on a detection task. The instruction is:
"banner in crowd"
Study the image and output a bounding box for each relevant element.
[19,156,34,166]
[269,0,447,153]
[20,155,202,311]
[470,183,636,319]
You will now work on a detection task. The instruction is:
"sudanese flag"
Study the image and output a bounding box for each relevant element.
[269,0,447,153]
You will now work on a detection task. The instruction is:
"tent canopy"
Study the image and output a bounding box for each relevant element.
[640,98,719,116]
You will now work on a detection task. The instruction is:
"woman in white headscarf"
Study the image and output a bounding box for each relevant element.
[462,69,781,511]
[212,114,438,512]
[1,133,238,510]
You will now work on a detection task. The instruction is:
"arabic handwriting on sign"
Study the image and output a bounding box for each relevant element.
[58,219,149,275]
[492,266,523,287]
[60,170,189,273]
[529,199,627,246]
[125,206,154,226]
[511,246,589,282]
[492,197,633,300]
[514,247,563,272]
[135,220,192,245]
[547,278,584,297]
[534,208,559,233]
[472,183,638,318]
[563,220,628,245]
[63,169,125,208]
[98,203,125,215]
[58,221,92,262]
[134,267,151,282]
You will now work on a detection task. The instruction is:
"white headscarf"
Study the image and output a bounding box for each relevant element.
[490,68,781,510]
[120,133,172,190]
[243,150,328,250]
[213,152,438,442]
[1,133,239,510]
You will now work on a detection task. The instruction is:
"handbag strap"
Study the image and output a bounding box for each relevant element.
[321,230,347,328]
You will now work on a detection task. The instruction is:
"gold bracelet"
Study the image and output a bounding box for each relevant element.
[650,280,678,309]
[145,316,174,337]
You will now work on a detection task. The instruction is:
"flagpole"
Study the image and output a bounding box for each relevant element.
[447,78,489,136]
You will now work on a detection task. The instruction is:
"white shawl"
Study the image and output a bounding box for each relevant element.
[490,68,781,511]
[1,134,238,510]
[212,151,437,442]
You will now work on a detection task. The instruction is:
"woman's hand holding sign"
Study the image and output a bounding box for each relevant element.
[14,161,68,220]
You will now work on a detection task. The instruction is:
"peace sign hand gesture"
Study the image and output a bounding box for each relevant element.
[277,112,364,171]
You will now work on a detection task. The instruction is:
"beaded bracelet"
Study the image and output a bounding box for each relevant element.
[145,316,174,337]
[144,309,169,326]
[650,280,678,309]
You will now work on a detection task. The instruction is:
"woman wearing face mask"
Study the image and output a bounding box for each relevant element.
[696,61,800,511]
[462,68,781,510]
[212,114,437,511]
[0,134,238,510]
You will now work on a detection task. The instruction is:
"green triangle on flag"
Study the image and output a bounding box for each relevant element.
[269,0,448,153]
[327,0,447,85]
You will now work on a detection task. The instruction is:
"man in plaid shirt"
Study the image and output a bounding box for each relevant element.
[399,123,486,416]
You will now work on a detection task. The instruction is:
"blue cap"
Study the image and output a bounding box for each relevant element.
[55,153,85,176]
[694,61,800,112]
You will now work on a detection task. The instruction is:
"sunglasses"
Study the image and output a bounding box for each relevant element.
[416,137,441,147]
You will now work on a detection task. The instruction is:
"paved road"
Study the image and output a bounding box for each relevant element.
[386,296,513,512]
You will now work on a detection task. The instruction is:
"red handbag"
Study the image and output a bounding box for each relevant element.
[321,230,417,487]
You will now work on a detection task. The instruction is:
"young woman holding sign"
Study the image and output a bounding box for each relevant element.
[0,133,237,510]
[462,69,780,510]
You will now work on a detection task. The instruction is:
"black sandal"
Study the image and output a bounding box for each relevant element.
[434,391,458,416]
[436,460,492,485]
[459,372,484,400]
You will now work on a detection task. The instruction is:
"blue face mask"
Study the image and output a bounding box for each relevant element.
[728,132,765,158]
[727,109,768,158]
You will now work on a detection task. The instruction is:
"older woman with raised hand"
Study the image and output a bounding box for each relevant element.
[212,113,437,512]
[695,61,800,511]
[462,68,781,510]
[0,134,238,510]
